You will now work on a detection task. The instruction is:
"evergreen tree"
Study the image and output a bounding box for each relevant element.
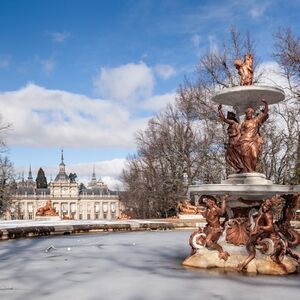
[36,168,48,188]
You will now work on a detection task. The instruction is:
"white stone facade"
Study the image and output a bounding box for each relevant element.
[6,151,120,221]
[8,195,120,221]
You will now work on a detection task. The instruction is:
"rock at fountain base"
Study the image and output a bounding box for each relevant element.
[182,245,300,275]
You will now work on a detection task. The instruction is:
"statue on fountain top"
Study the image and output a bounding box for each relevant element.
[234,53,253,86]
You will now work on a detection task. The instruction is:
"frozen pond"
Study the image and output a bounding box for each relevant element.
[0,230,299,300]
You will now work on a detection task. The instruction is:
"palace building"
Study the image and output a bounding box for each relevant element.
[6,150,120,221]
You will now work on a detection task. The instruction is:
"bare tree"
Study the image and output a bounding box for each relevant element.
[273,28,300,184]
[122,83,227,218]
[0,156,14,216]
[0,115,13,217]
[122,28,300,218]
[198,27,262,88]
[274,28,300,98]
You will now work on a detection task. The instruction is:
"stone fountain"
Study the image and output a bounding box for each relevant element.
[183,53,300,275]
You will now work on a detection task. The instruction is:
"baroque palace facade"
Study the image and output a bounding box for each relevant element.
[5,151,120,221]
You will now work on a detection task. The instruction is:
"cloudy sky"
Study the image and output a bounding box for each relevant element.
[0,0,299,188]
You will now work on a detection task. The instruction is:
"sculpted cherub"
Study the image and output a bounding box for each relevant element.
[199,194,230,261]
[234,53,253,86]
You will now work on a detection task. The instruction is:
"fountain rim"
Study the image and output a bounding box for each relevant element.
[211,84,285,108]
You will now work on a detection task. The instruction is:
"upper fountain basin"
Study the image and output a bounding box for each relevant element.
[211,85,285,116]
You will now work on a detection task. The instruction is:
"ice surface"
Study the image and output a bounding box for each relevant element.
[0,231,299,300]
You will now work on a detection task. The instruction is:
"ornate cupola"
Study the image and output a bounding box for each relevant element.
[55,149,69,182]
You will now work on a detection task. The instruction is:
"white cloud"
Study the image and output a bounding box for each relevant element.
[0,83,148,148]
[154,64,176,80]
[258,61,291,90]
[71,158,126,178]
[40,57,56,74]
[141,92,176,111]
[93,62,154,103]
[249,3,269,18]
[73,159,125,190]
[49,31,70,43]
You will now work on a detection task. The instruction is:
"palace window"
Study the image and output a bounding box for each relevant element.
[111,203,116,213]
[53,203,59,213]
[61,202,69,217]
[70,203,76,219]
[103,203,108,213]
[28,203,33,214]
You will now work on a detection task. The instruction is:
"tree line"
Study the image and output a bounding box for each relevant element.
[121,28,300,219]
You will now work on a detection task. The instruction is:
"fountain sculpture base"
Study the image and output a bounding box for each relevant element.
[221,172,273,185]
[183,240,300,275]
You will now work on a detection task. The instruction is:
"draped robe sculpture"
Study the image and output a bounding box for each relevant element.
[219,99,269,173]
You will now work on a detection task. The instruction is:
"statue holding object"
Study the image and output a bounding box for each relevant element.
[218,99,269,173]
[218,105,243,172]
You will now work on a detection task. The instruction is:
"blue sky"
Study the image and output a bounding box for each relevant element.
[0,0,299,187]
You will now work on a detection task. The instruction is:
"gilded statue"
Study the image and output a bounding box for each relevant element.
[225,217,250,245]
[219,100,269,173]
[189,195,230,261]
[234,53,253,86]
[177,200,202,215]
[238,100,268,172]
[218,104,243,172]
[238,198,300,271]
[276,194,300,247]
[238,198,275,271]
[36,200,58,217]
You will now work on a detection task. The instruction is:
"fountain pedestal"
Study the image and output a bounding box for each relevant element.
[221,172,272,185]
[184,84,300,275]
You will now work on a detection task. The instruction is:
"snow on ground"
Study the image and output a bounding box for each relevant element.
[0,219,168,229]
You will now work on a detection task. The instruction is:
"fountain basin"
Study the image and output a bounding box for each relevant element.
[189,183,300,202]
[212,85,285,116]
